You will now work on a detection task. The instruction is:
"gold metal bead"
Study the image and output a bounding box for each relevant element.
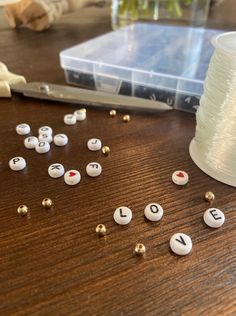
[123,114,130,122]
[80,108,86,113]
[109,109,116,117]
[134,243,146,256]
[205,191,215,202]
[42,198,53,209]
[102,146,110,156]
[17,205,28,216]
[96,224,106,237]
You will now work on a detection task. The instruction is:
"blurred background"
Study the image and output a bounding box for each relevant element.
[0,0,235,31]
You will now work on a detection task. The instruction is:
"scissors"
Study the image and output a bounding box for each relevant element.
[0,62,172,112]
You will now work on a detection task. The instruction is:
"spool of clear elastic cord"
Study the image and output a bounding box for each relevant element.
[189,31,236,187]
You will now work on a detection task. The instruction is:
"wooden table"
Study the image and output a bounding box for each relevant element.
[0,7,236,316]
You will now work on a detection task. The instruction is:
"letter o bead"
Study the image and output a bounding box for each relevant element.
[35,141,50,154]
[144,203,163,222]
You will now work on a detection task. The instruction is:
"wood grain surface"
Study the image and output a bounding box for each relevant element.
[0,7,236,316]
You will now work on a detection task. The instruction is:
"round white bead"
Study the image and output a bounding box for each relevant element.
[144,203,164,222]
[86,162,102,177]
[38,126,52,135]
[35,141,50,154]
[38,133,53,143]
[172,170,189,185]
[113,206,132,225]
[24,136,38,149]
[9,157,26,171]
[16,123,30,135]
[48,163,65,178]
[54,134,68,146]
[203,208,225,228]
[87,138,102,151]
[64,170,81,185]
[64,114,76,125]
[170,233,192,256]
[74,109,86,121]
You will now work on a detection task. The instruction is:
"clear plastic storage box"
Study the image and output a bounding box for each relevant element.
[60,23,221,113]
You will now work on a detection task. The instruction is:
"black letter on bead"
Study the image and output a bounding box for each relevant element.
[175,235,186,246]
[150,205,159,213]
[210,209,222,221]
[13,158,20,164]
[90,163,98,169]
[120,209,127,217]
[91,139,98,144]
[51,164,61,170]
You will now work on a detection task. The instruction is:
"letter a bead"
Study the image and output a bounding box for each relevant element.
[203,208,225,228]
[9,157,26,171]
[113,206,132,225]
[170,233,192,256]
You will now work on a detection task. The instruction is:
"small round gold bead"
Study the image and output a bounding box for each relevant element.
[17,205,28,216]
[134,243,146,256]
[96,224,106,237]
[42,198,53,209]
[205,191,215,202]
[123,114,130,122]
[80,108,86,113]
[102,146,110,156]
[109,109,116,117]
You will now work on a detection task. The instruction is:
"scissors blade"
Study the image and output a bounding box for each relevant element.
[10,82,172,112]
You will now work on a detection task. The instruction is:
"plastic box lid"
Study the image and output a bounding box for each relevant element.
[60,23,221,112]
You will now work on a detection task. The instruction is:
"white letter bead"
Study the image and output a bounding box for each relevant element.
[64,170,81,185]
[54,134,68,146]
[170,233,192,256]
[9,157,26,171]
[144,203,163,221]
[48,163,65,178]
[24,136,38,149]
[172,170,189,185]
[87,138,102,151]
[35,141,50,154]
[86,162,102,177]
[203,208,225,228]
[16,123,30,135]
[64,114,76,125]
[38,133,53,143]
[74,110,86,121]
[38,126,52,135]
[113,206,132,225]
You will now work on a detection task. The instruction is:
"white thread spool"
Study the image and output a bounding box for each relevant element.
[190,32,236,187]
